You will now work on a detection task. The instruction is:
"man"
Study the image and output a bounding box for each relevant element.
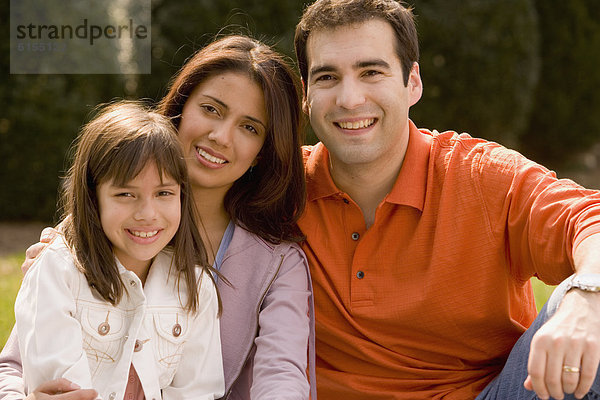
[295,0,600,399]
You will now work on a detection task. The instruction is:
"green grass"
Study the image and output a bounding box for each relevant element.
[0,252,23,347]
[0,253,556,348]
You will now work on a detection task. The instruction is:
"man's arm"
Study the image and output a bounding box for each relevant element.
[526,233,600,399]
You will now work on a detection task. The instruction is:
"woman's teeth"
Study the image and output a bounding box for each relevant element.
[197,148,226,164]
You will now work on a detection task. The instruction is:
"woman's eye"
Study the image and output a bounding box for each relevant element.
[244,124,258,134]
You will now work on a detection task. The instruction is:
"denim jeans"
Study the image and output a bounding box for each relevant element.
[476,276,600,400]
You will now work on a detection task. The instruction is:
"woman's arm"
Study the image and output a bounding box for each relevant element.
[251,245,312,400]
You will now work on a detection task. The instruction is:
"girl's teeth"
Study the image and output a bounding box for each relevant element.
[131,230,158,238]
[197,148,226,164]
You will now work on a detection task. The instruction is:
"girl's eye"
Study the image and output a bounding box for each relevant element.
[201,104,219,115]
[158,190,175,197]
[115,192,133,198]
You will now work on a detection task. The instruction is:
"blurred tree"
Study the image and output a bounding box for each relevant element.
[410,0,540,148]
[520,0,600,170]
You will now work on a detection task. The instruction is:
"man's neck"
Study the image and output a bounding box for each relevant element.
[329,145,407,229]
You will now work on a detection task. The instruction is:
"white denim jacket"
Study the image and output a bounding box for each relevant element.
[14,236,224,400]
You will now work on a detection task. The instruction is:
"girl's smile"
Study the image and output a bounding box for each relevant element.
[97,161,181,276]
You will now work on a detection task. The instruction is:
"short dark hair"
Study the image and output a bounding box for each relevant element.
[158,35,305,243]
[295,0,419,91]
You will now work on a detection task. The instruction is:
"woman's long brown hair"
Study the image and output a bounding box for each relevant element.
[158,35,306,243]
[61,101,219,313]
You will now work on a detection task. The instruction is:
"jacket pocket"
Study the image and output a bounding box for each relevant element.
[79,305,127,377]
[152,311,189,387]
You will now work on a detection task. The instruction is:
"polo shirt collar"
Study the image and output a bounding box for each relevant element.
[305,120,431,211]
[305,142,341,201]
[384,120,431,211]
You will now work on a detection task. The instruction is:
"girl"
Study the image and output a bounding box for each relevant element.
[1,35,316,400]
[14,102,224,400]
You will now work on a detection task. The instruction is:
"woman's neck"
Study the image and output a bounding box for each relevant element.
[192,186,231,264]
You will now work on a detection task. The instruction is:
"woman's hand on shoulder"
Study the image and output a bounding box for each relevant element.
[21,227,58,274]
[25,378,97,400]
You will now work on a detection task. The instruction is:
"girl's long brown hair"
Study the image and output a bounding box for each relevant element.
[158,35,306,243]
[61,101,219,313]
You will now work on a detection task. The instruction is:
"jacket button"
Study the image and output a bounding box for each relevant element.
[130,280,136,287]
[351,232,360,241]
[356,271,365,279]
[98,322,110,336]
[172,323,182,337]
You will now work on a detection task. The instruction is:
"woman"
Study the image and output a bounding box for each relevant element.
[0,35,316,400]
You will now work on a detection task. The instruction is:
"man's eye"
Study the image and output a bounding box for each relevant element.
[315,74,334,82]
[364,70,382,77]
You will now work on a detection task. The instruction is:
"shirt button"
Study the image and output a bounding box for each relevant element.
[343,198,350,204]
[130,280,136,287]
[134,339,143,352]
[351,232,360,241]
[108,393,116,400]
[356,271,365,279]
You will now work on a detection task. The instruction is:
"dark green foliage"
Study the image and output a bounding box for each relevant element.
[410,0,540,148]
[2,0,600,221]
[520,0,600,169]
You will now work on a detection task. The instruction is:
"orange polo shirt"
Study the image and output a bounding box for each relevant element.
[299,121,600,399]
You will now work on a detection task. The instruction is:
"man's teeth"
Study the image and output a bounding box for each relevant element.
[197,148,226,164]
[338,119,375,130]
[130,230,158,238]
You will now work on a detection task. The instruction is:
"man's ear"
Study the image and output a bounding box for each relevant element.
[408,62,423,107]
[301,78,309,115]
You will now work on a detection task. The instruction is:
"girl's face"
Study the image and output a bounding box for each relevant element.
[97,161,181,272]
[177,71,268,193]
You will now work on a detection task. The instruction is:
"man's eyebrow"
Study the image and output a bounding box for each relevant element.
[309,59,391,77]
[356,59,391,69]
[309,65,335,77]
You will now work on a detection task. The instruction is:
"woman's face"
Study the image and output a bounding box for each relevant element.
[178,71,267,193]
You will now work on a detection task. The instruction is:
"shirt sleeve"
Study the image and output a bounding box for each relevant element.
[14,244,95,393]
[476,142,600,284]
[251,245,311,400]
[163,272,224,400]
[0,328,25,400]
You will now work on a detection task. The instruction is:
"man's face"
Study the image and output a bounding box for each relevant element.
[303,19,422,169]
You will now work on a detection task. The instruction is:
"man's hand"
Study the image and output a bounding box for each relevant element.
[525,289,600,399]
[25,378,97,400]
[525,234,600,399]
[21,227,58,274]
